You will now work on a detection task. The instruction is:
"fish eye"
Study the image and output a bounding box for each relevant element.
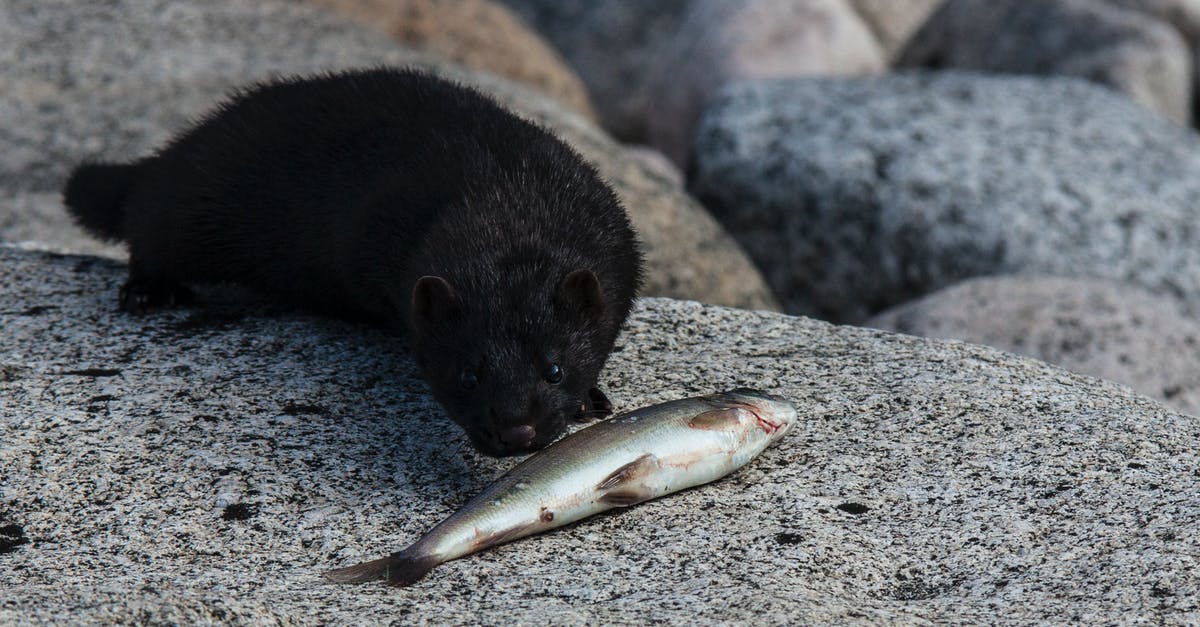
[543,363,563,384]
[460,369,478,390]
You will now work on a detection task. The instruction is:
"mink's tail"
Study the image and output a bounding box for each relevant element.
[62,161,141,242]
[323,549,441,587]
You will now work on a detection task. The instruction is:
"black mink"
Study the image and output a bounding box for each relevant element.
[62,68,643,457]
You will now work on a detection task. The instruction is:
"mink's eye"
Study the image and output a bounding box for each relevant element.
[543,363,563,384]
[460,369,478,390]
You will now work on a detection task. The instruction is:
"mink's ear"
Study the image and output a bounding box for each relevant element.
[558,269,604,319]
[411,275,459,331]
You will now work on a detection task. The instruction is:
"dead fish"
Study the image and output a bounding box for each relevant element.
[324,387,798,587]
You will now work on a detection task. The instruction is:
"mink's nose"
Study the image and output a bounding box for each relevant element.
[499,424,536,449]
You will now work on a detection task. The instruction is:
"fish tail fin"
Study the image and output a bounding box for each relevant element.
[62,161,142,242]
[323,550,441,587]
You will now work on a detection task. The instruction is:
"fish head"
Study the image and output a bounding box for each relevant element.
[704,388,799,443]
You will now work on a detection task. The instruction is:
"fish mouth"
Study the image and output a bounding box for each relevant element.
[708,388,793,436]
[749,407,785,435]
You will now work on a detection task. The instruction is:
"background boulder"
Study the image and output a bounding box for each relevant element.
[646,0,886,166]
[898,0,1193,124]
[308,0,597,120]
[691,73,1200,322]
[846,0,943,60]
[868,276,1200,416]
[499,0,695,144]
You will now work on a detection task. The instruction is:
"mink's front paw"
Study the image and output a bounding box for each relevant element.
[574,387,613,422]
[118,279,193,314]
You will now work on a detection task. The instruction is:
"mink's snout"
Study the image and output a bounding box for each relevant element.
[467,399,570,457]
[498,425,536,448]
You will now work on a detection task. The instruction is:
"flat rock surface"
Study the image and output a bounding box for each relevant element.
[0,0,776,311]
[2,245,1198,624]
[691,72,1200,322]
[867,276,1200,416]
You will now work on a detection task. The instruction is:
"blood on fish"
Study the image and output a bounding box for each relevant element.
[754,414,783,434]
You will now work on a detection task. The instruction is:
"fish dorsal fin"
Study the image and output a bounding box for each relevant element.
[687,407,743,431]
[596,453,659,491]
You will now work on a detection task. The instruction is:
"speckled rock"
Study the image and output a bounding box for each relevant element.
[898,0,1193,124]
[846,0,942,60]
[0,0,776,311]
[867,276,1200,416]
[647,0,886,165]
[2,245,1198,623]
[308,0,596,119]
[499,0,694,143]
[690,72,1200,322]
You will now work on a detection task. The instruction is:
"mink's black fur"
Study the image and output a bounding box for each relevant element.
[62,68,643,457]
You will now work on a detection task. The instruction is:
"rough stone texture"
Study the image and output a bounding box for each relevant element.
[0,0,777,311]
[898,0,1193,125]
[308,0,597,120]
[846,0,942,60]
[690,72,1200,323]
[867,276,1200,416]
[647,0,886,166]
[499,0,694,143]
[2,245,1198,623]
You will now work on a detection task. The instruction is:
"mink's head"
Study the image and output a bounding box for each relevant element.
[406,269,615,457]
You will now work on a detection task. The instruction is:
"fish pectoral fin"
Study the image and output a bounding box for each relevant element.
[596,454,660,507]
[473,521,539,551]
[598,486,655,507]
[596,453,660,491]
[687,407,743,431]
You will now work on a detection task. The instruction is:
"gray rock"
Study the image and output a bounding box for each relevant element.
[498,0,694,143]
[2,244,1198,623]
[867,276,1200,416]
[1107,0,1200,114]
[0,0,777,311]
[647,0,886,166]
[846,0,942,60]
[1107,0,1200,43]
[690,72,1200,322]
[898,0,1193,124]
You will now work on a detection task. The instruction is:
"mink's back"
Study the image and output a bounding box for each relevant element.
[114,69,639,323]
